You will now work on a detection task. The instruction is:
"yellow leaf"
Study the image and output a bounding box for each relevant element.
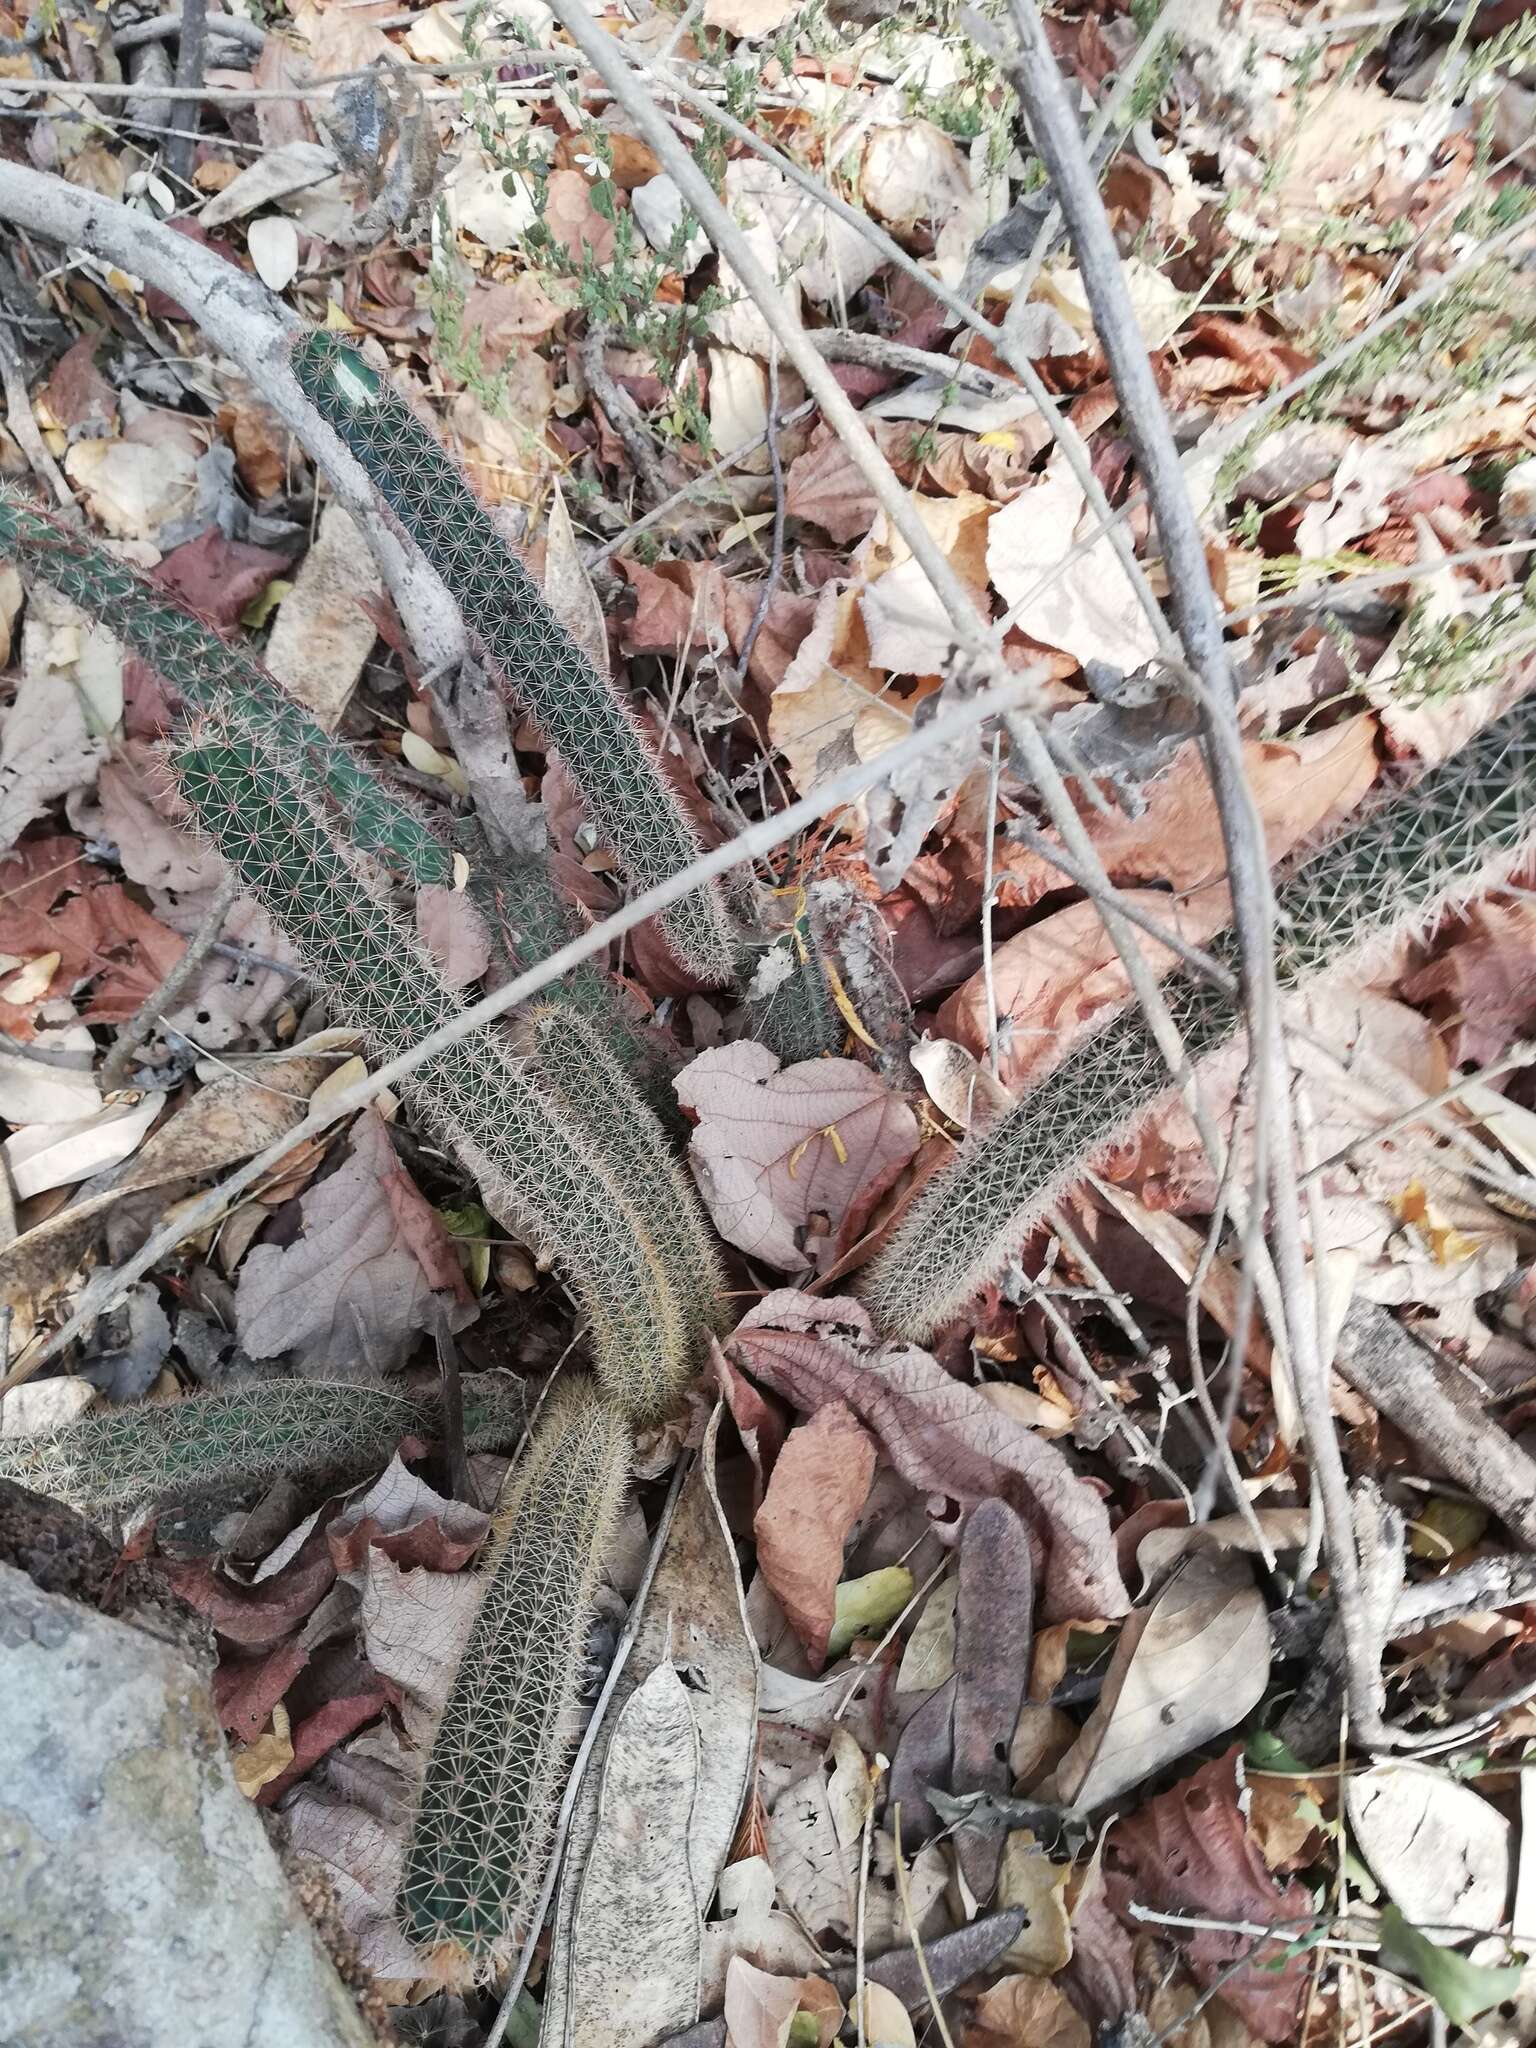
[823,957,880,1053]
[1390,1180,1479,1263]
[820,1121,849,1166]
[234,1703,293,1798]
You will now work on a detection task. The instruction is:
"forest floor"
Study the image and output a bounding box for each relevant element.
[1,0,1536,2044]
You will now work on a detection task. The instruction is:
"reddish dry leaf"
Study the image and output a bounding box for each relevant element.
[39,336,118,439]
[235,1109,475,1377]
[954,1499,1034,1894]
[1105,1748,1312,2042]
[731,1290,1127,1621]
[214,1636,311,1740]
[154,527,295,633]
[676,1043,921,1271]
[753,1398,878,1666]
[0,834,189,1033]
[162,1528,336,1655]
[621,556,813,690]
[1399,897,1536,1065]
[327,1454,491,1575]
[257,1683,390,1807]
[722,1956,804,2048]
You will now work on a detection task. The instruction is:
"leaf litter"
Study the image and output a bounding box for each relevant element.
[0,0,1534,2043]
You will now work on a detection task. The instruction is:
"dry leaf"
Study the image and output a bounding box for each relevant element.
[965,1973,1091,2048]
[732,1291,1127,1622]
[0,599,111,857]
[997,1831,1073,1973]
[754,1400,878,1666]
[415,885,491,990]
[4,1091,162,1200]
[860,120,972,233]
[676,1043,920,1270]
[1105,1749,1312,2041]
[987,455,1160,675]
[704,0,798,32]
[565,1664,703,2043]
[263,504,383,731]
[1347,1766,1510,1936]
[235,1108,475,1376]
[1049,1551,1270,1811]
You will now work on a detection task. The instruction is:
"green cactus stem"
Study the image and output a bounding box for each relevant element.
[0,1372,530,1521]
[288,330,736,984]
[173,707,701,1417]
[0,487,454,888]
[861,702,1536,1341]
[398,1375,631,1965]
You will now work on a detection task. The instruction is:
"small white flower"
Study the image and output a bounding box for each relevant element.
[573,151,603,181]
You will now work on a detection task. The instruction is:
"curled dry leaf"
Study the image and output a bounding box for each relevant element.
[1048,1550,1271,1812]
[1105,1748,1312,2042]
[676,1043,921,1271]
[731,1291,1127,1622]
[753,1399,878,1667]
[235,1107,476,1377]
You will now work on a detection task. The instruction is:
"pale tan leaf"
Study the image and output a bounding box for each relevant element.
[1050,1550,1270,1809]
[1347,1766,1510,1936]
[3,1090,161,1199]
[263,504,384,731]
[986,456,1160,674]
[564,1664,703,2043]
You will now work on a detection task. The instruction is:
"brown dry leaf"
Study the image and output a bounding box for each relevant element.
[235,1107,476,1376]
[731,1291,1127,1621]
[940,714,1382,1088]
[1048,1551,1270,1811]
[542,478,609,675]
[263,504,383,732]
[965,1973,1091,2048]
[768,585,908,808]
[954,1498,1034,1895]
[676,1043,920,1270]
[1105,1749,1313,2041]
[754,1399,878,1666]
[216,393,289,501]
[1399,898,1536,1066]
[544,165,616,265]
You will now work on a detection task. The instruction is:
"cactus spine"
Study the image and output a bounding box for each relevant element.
[861,701,1536,1341]
[288,331,736,985]
[398,1374,630,1964]
[0,1374,530,1520]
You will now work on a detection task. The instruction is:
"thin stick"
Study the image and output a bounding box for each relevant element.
[892,1805,957,2048]
[736,343,783,682]
[12,676,1038,1385]
[99,872,239,1093]
[482,1447,694,2048]
[166,0,209,182]
[979,732,1003,1080]
[547,0,1010,686]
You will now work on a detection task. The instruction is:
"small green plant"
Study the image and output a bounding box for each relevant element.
[398,1374,630,1965]
[861,701,1536,1340]
[0,1374,530,1520]
[290,331,736,983]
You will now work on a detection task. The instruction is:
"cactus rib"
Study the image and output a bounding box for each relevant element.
[288,330,736,984]
[524,1000,727,1382]
[0,1373,530,1520]
[399,1375,631,1964]
[861,701,1536,1341]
